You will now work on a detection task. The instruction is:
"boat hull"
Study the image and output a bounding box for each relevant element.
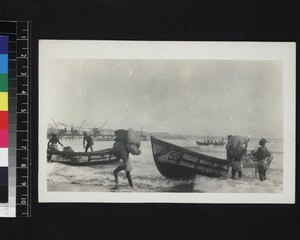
[151,137,229,179]
[47,148,119,166]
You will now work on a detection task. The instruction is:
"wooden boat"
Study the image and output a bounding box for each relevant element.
[196,140,225,146]
[47,148,119,166]
[151,137,229,179]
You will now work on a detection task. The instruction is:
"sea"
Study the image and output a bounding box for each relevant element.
[47,137,283,193]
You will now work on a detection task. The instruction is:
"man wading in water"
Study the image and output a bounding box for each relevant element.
[110,129,141,189]
[226,135,250,179]
[47,134,64,161]
[253,138,271,181]
[48,134,64,151]
[83,132,94,152]
[112,140,133,188]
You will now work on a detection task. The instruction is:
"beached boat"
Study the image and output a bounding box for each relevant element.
[196,140,225,146]
[151,137,229,179]
[47,148,119,166]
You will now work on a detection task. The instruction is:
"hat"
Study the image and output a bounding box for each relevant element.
[259,138,269,145]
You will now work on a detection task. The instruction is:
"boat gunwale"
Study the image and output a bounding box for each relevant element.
[47,148,112,157]
[50,158,119,166]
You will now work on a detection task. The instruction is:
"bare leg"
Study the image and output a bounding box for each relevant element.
[113,165,126,183]
[85,144,93,152]
[258,165,264,181]
[126,171,133,188]
[231,168,236,179]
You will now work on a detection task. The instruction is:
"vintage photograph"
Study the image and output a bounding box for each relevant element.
[39,41,295,203]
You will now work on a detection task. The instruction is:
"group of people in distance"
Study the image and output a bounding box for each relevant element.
[47,132,94,152]
[226,135,271,182]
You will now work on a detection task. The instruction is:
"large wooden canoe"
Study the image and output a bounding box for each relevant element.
[151,137,229,179]
[47,148,119,166]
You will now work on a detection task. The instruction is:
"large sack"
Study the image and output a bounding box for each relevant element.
[110,142,128,160]
[63,146,74,153]
[226,135,249,149]
[227,145,247,157]
[114,129,129,143]
[127,131,142,145]
[127,144,141,155]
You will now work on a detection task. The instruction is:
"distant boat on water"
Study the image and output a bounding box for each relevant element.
[196,140,225,146]
[150,137,229,179]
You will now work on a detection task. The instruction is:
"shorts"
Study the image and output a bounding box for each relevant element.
[120,158,132,172]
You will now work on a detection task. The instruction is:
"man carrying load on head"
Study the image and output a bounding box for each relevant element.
[110,129,142,188]
[226,135,250,179]
[112,140,133,188]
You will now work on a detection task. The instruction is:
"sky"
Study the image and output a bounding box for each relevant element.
[43,59,283,138]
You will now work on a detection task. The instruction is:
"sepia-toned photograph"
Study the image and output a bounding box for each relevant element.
[39,41,295,203]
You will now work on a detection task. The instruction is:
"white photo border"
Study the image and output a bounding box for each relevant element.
[39,41,295,203]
